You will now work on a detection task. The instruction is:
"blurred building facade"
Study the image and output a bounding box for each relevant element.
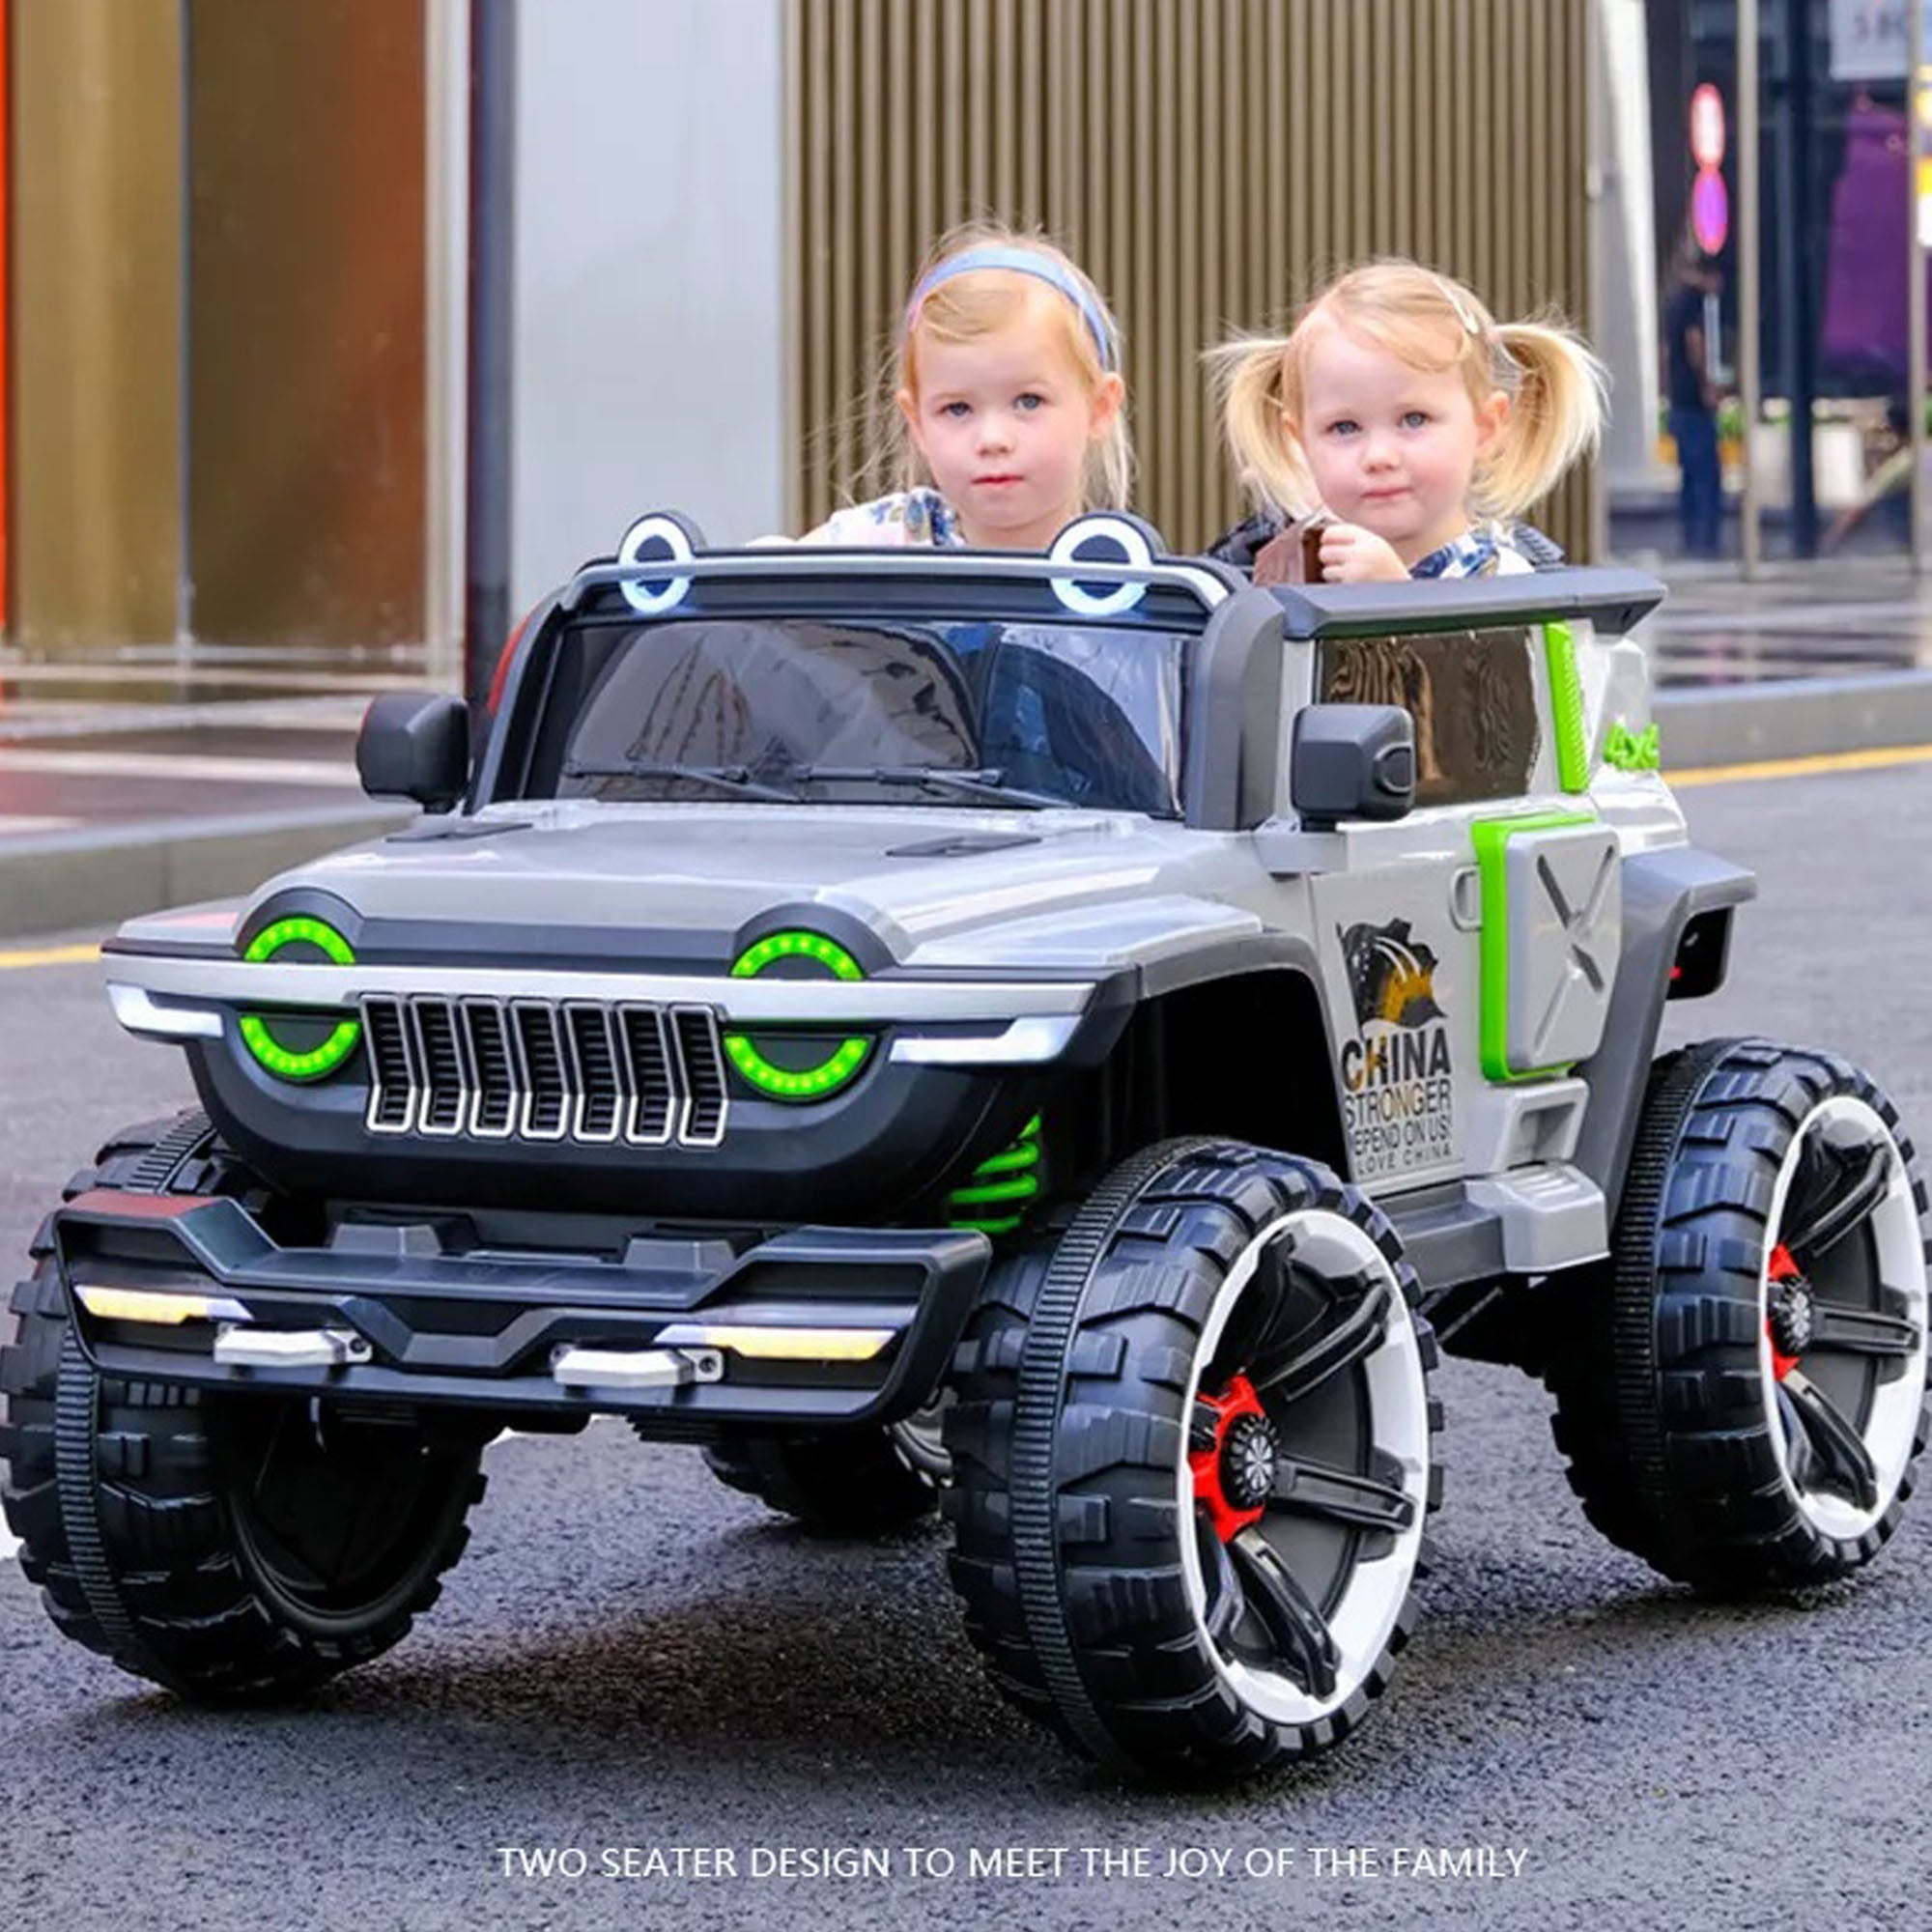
[1634,1,1931,555]
[12,0,1600,659]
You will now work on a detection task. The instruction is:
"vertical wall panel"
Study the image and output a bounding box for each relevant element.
[14,0,182,651]
[188,0,425,646]
[789,0,1595,555]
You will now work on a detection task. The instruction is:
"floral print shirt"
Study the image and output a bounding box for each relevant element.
[800,488,963,548]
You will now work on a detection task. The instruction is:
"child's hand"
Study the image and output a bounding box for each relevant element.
[1318,524,1411,583]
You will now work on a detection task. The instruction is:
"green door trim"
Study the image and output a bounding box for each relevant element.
[1472,808,1597,1083]
[1542,620,1590,795]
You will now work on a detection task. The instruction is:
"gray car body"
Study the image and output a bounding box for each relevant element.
[88,541,1752,1406]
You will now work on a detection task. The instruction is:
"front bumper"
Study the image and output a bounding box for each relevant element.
[52,1187,989,1431]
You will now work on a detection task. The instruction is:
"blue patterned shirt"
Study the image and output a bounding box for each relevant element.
[802,488,963,548]
[1408,522,1534,579]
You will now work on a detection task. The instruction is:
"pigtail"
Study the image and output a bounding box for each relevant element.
[1480,321,1607,519]
[1206,334,1317,516]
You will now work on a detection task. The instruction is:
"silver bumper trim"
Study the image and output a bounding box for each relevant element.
[107,953,1094,1025]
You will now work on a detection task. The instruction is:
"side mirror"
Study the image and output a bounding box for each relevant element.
[1291,704,1415,828]
[356,693,470,811]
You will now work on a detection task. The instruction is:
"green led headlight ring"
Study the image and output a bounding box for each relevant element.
[239,916,360,1082]
[724,929,872,1101]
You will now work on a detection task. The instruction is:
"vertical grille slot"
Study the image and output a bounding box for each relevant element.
[670,1005,728,1147]
[410,998,469,1135]
[358,994,730,1150]
[512,1002,569,1141]
[463,1000,517,1138]
[565,1003,623,1143]
[618,1004,675,1145]
[362,995,416,1133]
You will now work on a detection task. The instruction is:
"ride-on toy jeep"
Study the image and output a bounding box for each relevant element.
[4,512,1926,1782]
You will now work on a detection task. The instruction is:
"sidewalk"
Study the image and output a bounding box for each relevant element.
[3,560,1931,942]
[0,647,419,938]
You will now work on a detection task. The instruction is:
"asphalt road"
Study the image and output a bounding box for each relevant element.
[3,762,1930,1932]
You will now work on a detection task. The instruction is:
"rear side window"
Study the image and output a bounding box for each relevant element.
[1315,626,1542,808]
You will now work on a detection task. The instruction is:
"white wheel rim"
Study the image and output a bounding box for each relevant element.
[1175,1208,1431,1727]
[1759,1094,1929,1542]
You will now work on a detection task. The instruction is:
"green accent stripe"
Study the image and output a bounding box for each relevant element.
[1543,620,1589,794]
[1471,810,1595,1084]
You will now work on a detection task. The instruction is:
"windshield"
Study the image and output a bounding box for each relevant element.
[513,615,1185,814]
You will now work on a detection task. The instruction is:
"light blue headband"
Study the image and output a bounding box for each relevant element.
[905,244,1119,371]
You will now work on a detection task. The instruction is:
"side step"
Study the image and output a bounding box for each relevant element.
[1381,1161,1608,1293]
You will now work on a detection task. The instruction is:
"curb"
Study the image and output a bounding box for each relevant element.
[1654,669,1932,768]
[0,802,413,942]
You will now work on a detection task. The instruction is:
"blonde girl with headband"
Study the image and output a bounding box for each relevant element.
[1208,260,1605,581]
[803,223,1132,550]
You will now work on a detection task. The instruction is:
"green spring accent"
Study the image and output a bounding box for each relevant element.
[1543,620,1589,794]
[240,915,361,1081]
[970,1138,1041,1177]
[948,1172,1040,1208]
[948,1115,1043,1235]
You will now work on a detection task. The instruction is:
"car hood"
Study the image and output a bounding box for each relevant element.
[116,802,1277,977]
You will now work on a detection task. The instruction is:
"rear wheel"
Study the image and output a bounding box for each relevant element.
[700,1406,947,1536]
[0,1113,488,1699]
[1548,1041,1931,1592]
[944,1139,1439,1780]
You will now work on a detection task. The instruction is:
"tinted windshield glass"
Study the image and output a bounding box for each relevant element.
[516,616,1184,814]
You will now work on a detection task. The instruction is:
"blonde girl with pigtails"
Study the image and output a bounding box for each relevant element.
[801,221,1134,551]
[1208,259,1606,581]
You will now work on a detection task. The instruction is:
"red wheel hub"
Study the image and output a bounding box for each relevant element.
[1190,1373,1275,1542]
[1766,1241,1810,1382]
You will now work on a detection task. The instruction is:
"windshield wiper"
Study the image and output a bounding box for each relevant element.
[786,764,1061,810]
[562,759,798,802]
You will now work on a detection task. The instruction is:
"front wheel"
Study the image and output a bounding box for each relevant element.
[1,1255,486,1700]
[944,1139,1440,1781]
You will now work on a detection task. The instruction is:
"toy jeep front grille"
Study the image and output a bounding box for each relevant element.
[360,994,728,1149]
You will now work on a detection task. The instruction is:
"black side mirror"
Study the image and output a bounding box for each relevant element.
[1291,704,1415,828]
[356,693,471,811]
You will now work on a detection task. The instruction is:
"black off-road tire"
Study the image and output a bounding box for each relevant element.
[701,1416,944,1536]
[1547,1041,1931,1593]
[0,1112,488,1700]
[943,1139,1440,1781]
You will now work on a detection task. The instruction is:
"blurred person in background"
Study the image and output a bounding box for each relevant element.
[1664,248,1724,559]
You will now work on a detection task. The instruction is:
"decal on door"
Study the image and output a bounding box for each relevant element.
[1337,918,1456,1180]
